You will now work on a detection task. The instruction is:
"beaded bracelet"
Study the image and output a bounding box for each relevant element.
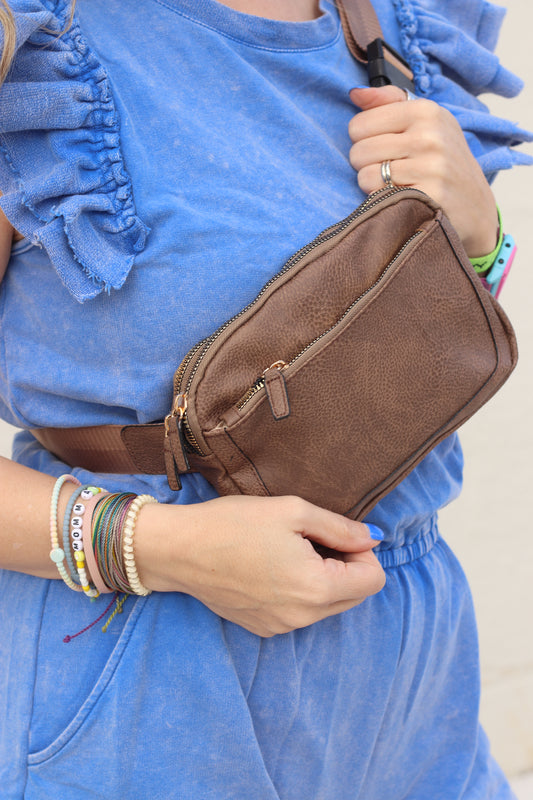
[122,494,158,596]
[70,487,110,597]
[80,493,113,596]
[49,474,83,591]
[61,485,85,585]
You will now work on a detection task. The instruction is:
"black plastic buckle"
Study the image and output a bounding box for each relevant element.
[367,38,415,92]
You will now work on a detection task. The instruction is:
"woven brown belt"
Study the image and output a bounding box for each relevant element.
[31,423,199,478]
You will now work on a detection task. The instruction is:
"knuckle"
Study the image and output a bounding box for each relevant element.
[349,143,361,170]
[281,494,309,521]
[411,124,439,153]
[339,517,357,541]
[348,115,361,141]
[415,98,441,123]
[357,166,375,195]
[371,567,387,594]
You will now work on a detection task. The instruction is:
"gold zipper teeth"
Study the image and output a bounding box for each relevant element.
[183,417,203,455]
[174,186,416,448]
[236,379,266,410]
[235,229,423,413]
[173,338,210,396]
[177,187,407,399]
[286,231,422,365]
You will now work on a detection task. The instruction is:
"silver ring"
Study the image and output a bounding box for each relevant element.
[404,88,417,101]
[381,160,394,189]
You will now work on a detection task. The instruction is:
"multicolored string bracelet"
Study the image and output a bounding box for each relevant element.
[101,593,127,633]
[122,494,158,596]
[57,487,158,641]
[49,474,83,591]
[63,592,125,644]
[92,492,137,593]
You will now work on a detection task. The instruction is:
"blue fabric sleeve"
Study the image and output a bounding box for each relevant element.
[0,0,530,304]
[391,0,533,179]
[0,0,149,302]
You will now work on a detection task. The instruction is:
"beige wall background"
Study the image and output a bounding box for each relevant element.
[0,0,531,786]
[437,0,533,780]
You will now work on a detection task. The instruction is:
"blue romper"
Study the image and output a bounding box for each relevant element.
[0,1,531,797]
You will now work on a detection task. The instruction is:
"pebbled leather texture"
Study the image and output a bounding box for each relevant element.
[186,189,517,518]
[32,189,518,518]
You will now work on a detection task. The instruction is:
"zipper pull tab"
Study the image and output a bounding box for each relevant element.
[164,394,191,491]
[263,361,290,420]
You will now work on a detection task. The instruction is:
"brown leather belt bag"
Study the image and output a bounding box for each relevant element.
[31,1,518,519]
[33,187,518,519]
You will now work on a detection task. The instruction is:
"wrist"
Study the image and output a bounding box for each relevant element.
[133,502,189,593]
[463,203,500,261]
[466,206,517,299]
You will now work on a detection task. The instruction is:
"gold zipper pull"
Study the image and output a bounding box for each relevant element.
[263,361,290,421]
[264,360,287,373]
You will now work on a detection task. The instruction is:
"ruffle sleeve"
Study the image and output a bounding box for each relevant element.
[392,0,533,179]
[0,0,149,302]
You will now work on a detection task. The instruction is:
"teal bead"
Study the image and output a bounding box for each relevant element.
[49,547,65,563]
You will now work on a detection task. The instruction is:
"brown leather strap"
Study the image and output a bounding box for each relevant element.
[337,0,414,86]
[32,424,169,474]
[337,0,382,62]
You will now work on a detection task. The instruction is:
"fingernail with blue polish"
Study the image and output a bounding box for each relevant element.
[366,523,385,541]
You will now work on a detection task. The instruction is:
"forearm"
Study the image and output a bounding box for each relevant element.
[0,456,186,585]
[0,457,385,636]
[0,455,68,577]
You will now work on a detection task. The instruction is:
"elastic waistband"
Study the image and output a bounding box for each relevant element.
[376,523,440,569]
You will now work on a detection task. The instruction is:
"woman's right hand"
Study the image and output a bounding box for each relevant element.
[136,495,386,637]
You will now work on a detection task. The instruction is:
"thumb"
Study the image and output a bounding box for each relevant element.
[299,503,385,554]
[349,84,408,111]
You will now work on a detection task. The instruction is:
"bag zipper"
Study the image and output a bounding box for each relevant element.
[234,229,423,412]
[171,186,421,455]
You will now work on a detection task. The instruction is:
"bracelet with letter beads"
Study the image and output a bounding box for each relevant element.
[62,485,86,585]
[122,494,158,596]
[71,515,97,599]
[71,487,111,596]
[49,474,83,591]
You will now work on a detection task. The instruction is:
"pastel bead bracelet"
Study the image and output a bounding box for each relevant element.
[49,474,83,592]
[61,485,85,586]
[122,494,157,596]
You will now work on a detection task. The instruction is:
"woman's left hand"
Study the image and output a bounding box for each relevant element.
[348,86,499,258]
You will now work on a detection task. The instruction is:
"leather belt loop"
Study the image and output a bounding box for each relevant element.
[30,423,192,477]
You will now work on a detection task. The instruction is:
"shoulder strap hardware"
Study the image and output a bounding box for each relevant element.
[336,0,415,91]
